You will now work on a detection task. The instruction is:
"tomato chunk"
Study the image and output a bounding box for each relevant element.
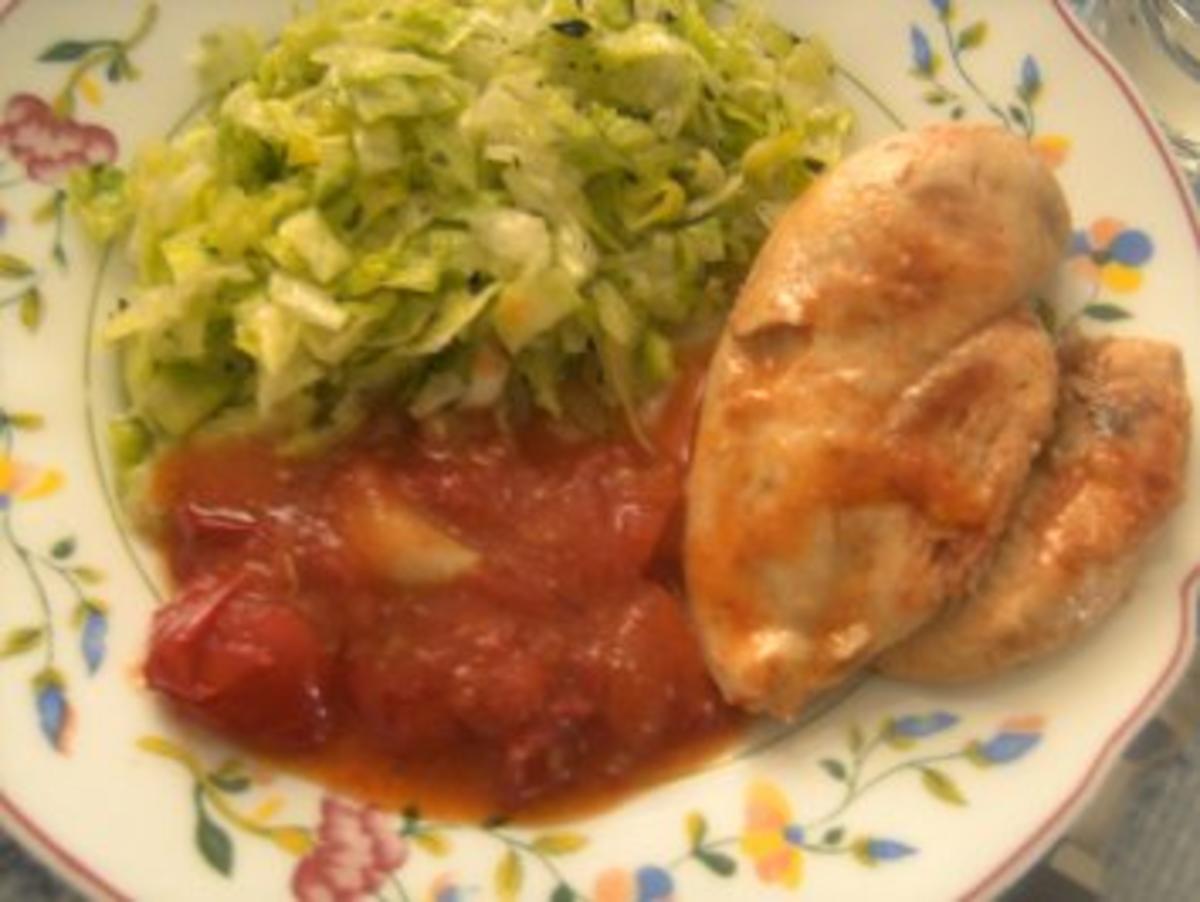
[145,567,335,750]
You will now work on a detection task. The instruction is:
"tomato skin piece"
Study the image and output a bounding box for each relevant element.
[174,502,260,545]
[145,568,335,751]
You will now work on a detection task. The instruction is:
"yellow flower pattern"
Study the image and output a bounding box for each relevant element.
[741,780,806,889]
[0,452,63,506]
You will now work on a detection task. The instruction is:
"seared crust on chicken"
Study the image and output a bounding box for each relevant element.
[877,336,1190,682]
[685,124,1070,717]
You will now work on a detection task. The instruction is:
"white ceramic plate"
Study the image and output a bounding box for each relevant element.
[2,1,1197,899]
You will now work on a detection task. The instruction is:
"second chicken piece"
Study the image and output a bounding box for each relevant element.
[877,335,1190,682]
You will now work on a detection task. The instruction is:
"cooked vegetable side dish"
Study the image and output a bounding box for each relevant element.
[76,0,850,455]
[74,0,1190,817]
[143,363,732,811]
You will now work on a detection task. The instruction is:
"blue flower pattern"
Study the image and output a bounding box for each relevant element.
[81,607,107,675]
[891,711,960,738]
[865,838,917,861]
[910,25,934,74]
[908,0,1046,136]
[635,866,674,902]
[35,674,67,749]
[1019,54,1042,102]
[977,730,1041,764]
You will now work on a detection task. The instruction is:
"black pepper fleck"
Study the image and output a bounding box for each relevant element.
[551,19,592,39]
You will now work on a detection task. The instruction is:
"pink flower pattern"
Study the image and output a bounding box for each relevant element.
[292,797,409,902]
[0,93,117,184]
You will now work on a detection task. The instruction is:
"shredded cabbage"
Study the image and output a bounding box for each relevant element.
[72,0,851,453]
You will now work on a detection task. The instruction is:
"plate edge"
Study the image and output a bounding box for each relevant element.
[2,2,1198,899]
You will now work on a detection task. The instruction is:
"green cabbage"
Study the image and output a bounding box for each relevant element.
[72,0,851,453]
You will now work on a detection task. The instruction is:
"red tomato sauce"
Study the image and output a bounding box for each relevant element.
[145,367,741,817]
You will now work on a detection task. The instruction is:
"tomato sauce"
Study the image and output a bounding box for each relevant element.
[145,367,741,817]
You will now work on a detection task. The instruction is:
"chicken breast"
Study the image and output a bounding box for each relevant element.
[877,337,1190,682]
[685,124,1070,717]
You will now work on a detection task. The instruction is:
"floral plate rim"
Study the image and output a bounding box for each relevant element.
[2,1,1199,899]
[966,5,1200,888]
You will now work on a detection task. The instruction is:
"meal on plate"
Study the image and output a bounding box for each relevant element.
[71,0,1190,817]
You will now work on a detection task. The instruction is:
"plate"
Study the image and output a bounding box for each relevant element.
[1,1,1197,899]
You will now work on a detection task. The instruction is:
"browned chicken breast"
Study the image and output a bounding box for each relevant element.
[877,336,1190,682]
[685,124,1070,718]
